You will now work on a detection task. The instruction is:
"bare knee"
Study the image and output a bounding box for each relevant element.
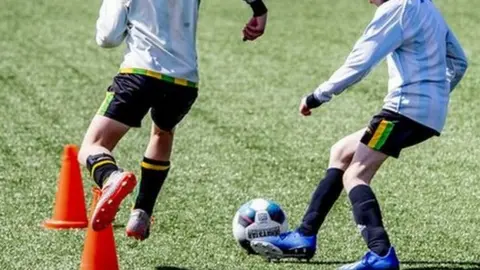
[328,129,364,170]
[328,139,355,170]
[342,144,388,193]
[151,128,174,143]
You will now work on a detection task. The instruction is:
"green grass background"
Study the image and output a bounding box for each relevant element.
[0,0,479,269]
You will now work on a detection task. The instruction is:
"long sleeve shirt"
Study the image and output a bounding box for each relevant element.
[95,0,201,84]
[312,0,468,133]
[95,0,265,85]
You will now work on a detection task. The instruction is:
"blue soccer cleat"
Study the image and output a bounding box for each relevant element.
[338,246,400,270]
[250,230,316,261]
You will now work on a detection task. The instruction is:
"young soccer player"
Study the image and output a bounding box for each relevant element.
[250,0,468,269]
[78,0,269,240]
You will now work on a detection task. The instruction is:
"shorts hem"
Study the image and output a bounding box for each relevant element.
[360,141,400,158]
[97,112,141,128]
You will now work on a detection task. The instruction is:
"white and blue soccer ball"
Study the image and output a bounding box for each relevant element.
[232,198,288,254]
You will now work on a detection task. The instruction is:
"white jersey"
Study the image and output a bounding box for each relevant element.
[313,0,468,132]
[96,0,201,85]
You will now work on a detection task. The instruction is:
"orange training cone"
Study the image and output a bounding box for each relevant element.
[80,187,119,270]
[43,144,88,229]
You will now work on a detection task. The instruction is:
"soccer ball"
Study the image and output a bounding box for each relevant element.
[232,198,288,254]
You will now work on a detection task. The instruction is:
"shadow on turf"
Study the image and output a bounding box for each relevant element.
[277,260,354,265]
[402,260,480,270]
[112,223,125,229]
[404,267,480,270]
[155,267,190,270]
[277,260,480,269]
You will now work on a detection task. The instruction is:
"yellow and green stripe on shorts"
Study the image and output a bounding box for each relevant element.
[119,68,198,88]
[368,120,395,150]
[97,91,114,116]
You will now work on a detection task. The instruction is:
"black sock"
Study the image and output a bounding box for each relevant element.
[86,153,119,188]
[297,168,344,236]
[349,185,391,256]
[133,157,170,217]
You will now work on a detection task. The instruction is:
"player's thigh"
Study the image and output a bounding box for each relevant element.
[150,82,198,132]
[97,73,152,128]
[360,109,437,159]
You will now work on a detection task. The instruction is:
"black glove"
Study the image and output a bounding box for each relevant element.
[305,93,323,109]
[245,0,268,17]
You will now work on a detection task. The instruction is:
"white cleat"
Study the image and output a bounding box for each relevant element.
[126,209,151,241]
[91,171,137,231]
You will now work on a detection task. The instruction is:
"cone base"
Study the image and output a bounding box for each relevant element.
[80,261,119,270]
[42,219,88,229]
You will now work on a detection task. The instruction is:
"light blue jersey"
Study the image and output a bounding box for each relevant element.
[313,0,468,132]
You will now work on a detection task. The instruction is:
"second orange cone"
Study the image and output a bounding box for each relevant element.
[43,144,88,229]
[80,187,119,270]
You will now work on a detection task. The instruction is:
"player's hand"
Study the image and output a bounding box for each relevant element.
[299,94,322,116]
[242,13,267,41]
[299,96,312,116]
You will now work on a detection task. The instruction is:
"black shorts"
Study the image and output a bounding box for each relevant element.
[360,109,440,158]
[96,73,198,130]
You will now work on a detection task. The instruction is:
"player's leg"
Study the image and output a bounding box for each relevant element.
[343,143,391,255]
[79,115,139,232]
[250,129,364,260]
[126,81,198,240]
[298,128,365,236]
[338,113,400,270]
[339,110,437,270]
[80,73,151,231]
[126,124,174,240]
[338,144,399,270]
[134,124,173,214]
[78,115,129,188]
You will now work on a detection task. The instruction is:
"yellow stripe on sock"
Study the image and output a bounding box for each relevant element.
[91,160,116,176]
[141,161,170,171]
[368,120,388,149]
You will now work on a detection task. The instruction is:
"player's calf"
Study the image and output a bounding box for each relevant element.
[133,157,170,215]
[128,157,170,240]
[342,143,392,262]
[86,153,119,188]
